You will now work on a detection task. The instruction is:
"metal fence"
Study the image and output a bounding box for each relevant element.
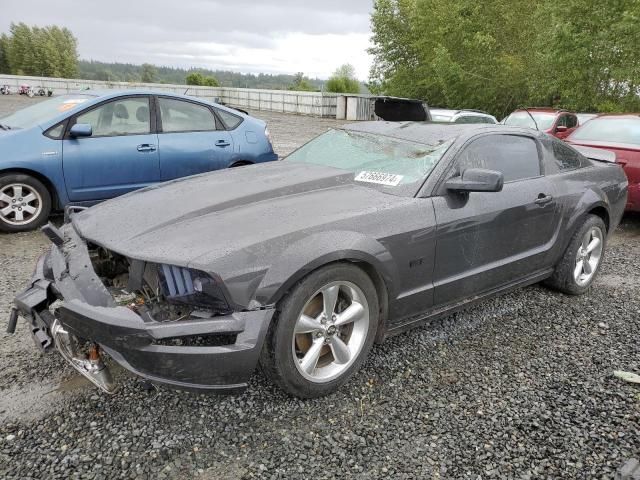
[0,74,344,118]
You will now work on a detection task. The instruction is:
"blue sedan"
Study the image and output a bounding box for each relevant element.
[0,91,278,232]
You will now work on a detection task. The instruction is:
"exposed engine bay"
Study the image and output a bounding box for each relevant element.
[87,244,232,324]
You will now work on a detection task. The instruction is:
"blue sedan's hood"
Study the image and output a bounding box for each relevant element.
[0,128,21,138]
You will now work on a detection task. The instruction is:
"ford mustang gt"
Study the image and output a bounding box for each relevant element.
[9,122,627,398]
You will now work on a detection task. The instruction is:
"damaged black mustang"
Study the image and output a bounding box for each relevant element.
[9,122,628,398]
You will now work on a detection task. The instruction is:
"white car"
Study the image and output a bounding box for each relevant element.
[430,108,498,124]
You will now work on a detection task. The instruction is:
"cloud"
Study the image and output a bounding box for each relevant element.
[1,0,374,79]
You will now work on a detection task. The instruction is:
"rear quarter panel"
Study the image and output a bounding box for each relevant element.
[230,117,277,164]
[545,160,627,266]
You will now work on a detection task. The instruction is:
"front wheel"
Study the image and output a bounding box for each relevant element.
[0,174,52,233]
[260,264,379,398]
[545,214,606,295]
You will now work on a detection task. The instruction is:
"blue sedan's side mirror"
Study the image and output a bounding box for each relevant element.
[69,123,92,138]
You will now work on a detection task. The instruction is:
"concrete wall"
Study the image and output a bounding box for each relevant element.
[0,74,344,118]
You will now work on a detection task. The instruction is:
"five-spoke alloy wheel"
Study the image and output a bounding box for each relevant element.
[292,281,370,383]
[261,264,378,398]
[546,214,607,295]
[573,226,603,287]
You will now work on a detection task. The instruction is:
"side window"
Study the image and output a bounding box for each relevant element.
[566,115,578,128]
[551,139,583,171]
[215,109,243,130]
[556,115,568,128]
[75,97,150,137]
[456,135,541,182]
[45,122,65,139]
[158,98,216,133]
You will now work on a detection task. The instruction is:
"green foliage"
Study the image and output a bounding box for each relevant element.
[370,0,640,116]
[325,64,360,93]
[79,61,327,90]
[140,63,158,83]
[185,72,220,87]
[1,22,78,77]
[288,72,317,91]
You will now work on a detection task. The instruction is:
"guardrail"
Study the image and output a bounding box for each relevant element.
[0,74,349,118]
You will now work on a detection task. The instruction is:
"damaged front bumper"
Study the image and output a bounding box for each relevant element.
[9,225,275,394]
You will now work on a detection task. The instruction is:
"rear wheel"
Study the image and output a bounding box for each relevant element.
[260,264,378,398]
[0,174,52,233]
[545,214,606,295]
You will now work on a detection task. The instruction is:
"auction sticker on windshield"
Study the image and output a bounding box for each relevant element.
[355,171,403,186]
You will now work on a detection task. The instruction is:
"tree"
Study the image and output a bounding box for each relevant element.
[289,72,316,91]
[186,71,220,87]
[0,34,9,73]
[369,0,640,116]
[2,23,78,77]
[325,64,360,93]
[141,63,158,83]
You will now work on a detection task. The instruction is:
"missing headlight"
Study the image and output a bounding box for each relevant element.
[157,264,232,314]
[87,245,233,321]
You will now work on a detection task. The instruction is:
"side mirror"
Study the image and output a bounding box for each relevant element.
[69,123,92,138]
[556,125,568,133]
[445,168,504,193]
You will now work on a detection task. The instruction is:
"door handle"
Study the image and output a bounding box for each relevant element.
[215,140,231,147]
[535,194,553,205]
[137,144,156,152]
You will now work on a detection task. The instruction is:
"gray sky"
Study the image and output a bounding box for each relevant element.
[1,0,374,79]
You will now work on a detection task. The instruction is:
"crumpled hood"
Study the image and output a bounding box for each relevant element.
[73,162,405,268]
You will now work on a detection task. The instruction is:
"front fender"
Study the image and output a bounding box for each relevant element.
[252,230,400,307]
[0,128,70,206]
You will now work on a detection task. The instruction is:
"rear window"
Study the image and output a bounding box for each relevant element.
[551,139,583,171]
[570,117,640,145]
[216,109,243,130]
[504,111,556,130]
[455,115,494,124]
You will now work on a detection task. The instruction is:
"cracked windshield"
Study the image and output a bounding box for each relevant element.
[286,129,452,195]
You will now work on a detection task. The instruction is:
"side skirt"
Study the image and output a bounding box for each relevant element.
[383,268,554,339]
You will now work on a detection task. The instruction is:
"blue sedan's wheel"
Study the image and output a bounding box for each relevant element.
[0,174,52,233]
[260,264,379,398]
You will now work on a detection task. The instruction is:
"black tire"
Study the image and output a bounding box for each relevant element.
[0,173,52,233]
[230,161,252,168]
[545,214,607,295]
[260,263,379,398]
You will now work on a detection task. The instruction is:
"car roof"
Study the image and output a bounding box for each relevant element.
[590,113,640,119]
[68,89,219,103]
[512,107,569,114]
[341,121,535,146]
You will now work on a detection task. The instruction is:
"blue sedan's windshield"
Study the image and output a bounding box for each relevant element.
[286,129,452,196]
[0,94,94,129]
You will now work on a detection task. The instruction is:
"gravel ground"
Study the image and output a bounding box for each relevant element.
[1,96,639,479]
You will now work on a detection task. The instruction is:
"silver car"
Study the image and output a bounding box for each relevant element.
[430,108,498,124]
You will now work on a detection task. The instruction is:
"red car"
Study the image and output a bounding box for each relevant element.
[567,114,640,211]
[503,108,579,139]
